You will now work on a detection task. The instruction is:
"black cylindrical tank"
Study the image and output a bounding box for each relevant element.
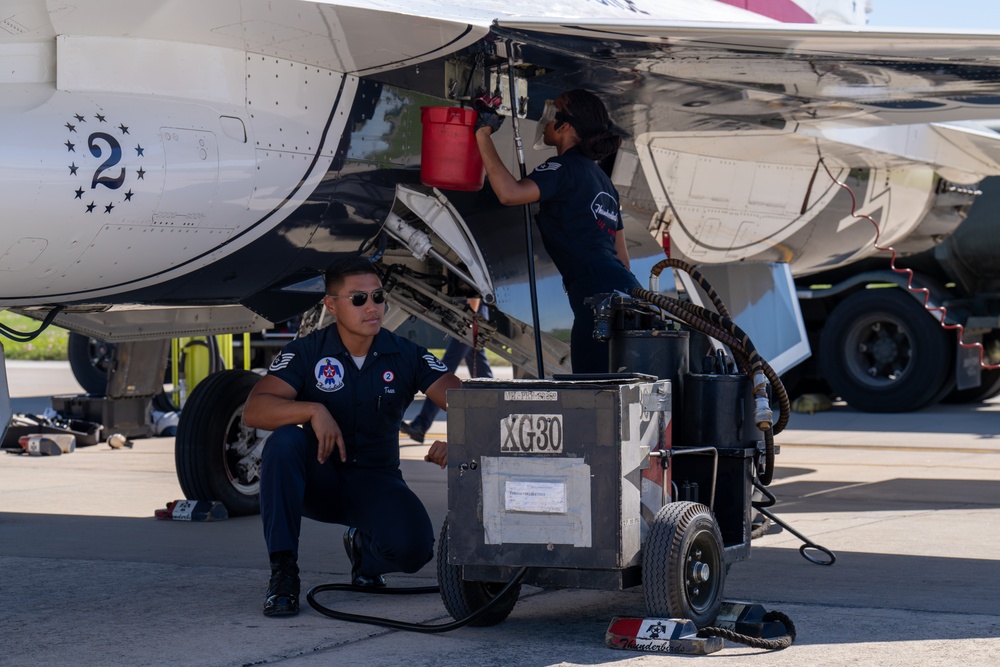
[680,373,760,448]
[609,329,689,387]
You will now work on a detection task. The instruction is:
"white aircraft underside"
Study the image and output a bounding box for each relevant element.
[3,0,1000,356]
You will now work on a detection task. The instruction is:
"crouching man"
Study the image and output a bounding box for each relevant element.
[243,257,456,616]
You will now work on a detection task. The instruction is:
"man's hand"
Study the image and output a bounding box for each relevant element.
[311,406,346,464]
[424,440,448,469]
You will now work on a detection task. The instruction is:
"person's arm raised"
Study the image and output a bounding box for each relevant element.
[476,127,541,206]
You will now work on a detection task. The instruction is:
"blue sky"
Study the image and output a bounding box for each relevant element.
[866,0,1000,30]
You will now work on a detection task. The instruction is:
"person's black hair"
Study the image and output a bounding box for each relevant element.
[560,89,622,162]
[324,256,379,294]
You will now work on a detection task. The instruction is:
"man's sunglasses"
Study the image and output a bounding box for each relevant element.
[326,288,386,307]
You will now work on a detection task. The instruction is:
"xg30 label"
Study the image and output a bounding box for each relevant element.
[500,414,563,454]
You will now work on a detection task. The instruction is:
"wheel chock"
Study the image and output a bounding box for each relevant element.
[605,617,723,654]
[154,499,228,521]
[714,600,791,639]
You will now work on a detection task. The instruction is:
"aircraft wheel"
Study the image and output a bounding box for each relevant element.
[643,501,725,628]
[175,369,264,516]
[819,289,953,412]
[436,518,520,626]
[67,333,114,395]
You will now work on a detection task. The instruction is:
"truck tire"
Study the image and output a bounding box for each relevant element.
[943,367,1000,404]
[643,501,725,628]
[819,289,953,412]
[436,518,520,626]
[175,369,264,516]
[67,333,114,395]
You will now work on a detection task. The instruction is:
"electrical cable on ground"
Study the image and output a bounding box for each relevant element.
[698,610,797,650]
[306,567,527,633]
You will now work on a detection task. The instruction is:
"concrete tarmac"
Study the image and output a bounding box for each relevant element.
[2,361,999,666]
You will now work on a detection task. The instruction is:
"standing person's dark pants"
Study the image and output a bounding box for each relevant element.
[408,338,491,435]
[260,425,434,575]
[565,267,641,374]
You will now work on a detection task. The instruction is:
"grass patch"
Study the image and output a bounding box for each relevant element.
[0,312,69,361]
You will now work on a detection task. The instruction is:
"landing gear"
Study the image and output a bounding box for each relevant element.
[67,333,114,395]
[643,501,726,628]
[174,370,264,516]
[819,288,954,412]
[436,518,521,627]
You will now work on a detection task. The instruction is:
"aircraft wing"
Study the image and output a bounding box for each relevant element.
[486,18,1000,180]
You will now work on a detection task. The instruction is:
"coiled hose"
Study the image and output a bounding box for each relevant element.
[638,259,791,485]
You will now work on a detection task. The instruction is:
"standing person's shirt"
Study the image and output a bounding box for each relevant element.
[529,146,626,286]
[266,324,447,468]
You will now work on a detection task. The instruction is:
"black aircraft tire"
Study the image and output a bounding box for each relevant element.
[643,501,725,628]
[819,289,954,413]
[436,518,520,627]
[67,333,114,395]
[175,369,262,517]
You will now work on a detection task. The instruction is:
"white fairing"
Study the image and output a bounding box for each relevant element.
[637,131,939,272]
[0,51,353,301]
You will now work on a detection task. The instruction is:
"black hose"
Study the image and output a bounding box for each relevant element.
[632,288,790,436]
[0,306,64,343]
[752,480,836,566]
[306,567,527,633]
[698,610,796,650]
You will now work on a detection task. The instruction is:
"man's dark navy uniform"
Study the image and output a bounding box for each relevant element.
[266,326,447,468]
[243,257,459,617]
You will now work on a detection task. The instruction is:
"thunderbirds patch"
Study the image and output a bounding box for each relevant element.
[315,357,345,392]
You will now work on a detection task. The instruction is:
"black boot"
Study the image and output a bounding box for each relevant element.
[263,551,300,617]
[343,528,386,587]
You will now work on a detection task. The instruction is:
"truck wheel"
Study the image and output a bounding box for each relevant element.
[819,289,953,412]
[67,333,114,395]
[436,518,520,626]
[643,501,725,627]
[942,367,1000,403]
[175,370,264,516]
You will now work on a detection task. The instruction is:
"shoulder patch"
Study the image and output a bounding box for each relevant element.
[269,352,295,371]
[534,161,562,172]
[422,353,448,372]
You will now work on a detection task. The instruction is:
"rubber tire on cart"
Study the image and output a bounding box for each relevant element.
[643,501,726,628]
[67,333,114,395]
[436,518,520,626]
[175,369,263,517]
[818,288,954,413]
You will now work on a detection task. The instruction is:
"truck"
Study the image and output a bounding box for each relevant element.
[791,177,1000,412]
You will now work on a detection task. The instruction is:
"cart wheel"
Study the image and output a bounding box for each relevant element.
[174,370,264,517]
[436,518,520,626]
[643,501,725,627]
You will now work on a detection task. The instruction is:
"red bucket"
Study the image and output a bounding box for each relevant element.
[420,106,484,192]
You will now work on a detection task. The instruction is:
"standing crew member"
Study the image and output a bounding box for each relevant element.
[400,297,492,443]
[475,88,639,373]
[243,257,457,617]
